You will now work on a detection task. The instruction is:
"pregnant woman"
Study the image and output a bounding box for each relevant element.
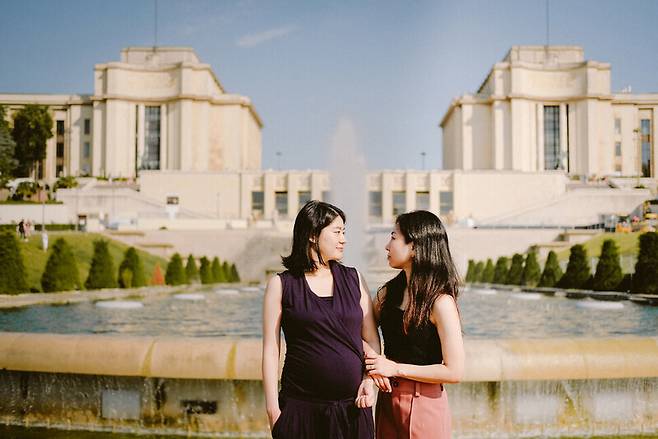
[262,200,381,438]
[366,210,464,439]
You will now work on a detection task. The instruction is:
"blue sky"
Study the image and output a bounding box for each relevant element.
[1,0,657,170]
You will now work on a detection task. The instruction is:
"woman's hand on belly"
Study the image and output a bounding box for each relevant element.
[355,377,375,408]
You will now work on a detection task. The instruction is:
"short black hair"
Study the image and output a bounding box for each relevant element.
[281,200,346,276]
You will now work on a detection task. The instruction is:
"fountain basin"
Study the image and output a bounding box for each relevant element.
[0,332,656,437]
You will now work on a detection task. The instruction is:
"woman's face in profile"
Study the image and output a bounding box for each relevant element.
[315,216,346,262]
[385,224,414,270]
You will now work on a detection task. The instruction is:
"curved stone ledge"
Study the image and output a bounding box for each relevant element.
[0,332,657,381]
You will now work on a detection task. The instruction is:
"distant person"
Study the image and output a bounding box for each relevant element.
[17,219,25,241]
[262,200,384,438]
[24,219,32,238]
[366,211,464,439]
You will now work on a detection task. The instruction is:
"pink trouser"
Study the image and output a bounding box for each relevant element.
[375,377,451,439]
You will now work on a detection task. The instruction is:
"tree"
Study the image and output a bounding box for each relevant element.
[151,263,165,286]
[11,105,53,177]
[505,254,524,285]
[0,230,28,294]
[165,253,186,286]
[222,261,231,282]
[465,260,476,283]
[539,251,563,288]
[557,244,590,289]
[199,257,213,284]
[521,251,541,287]
[229,263,240,283]
[185,254,199,284]
[85,240,117,289]
[493,256,509,284]
[0,105,18,178]
[41,238,80,292]
[632,231,658,293]
[118,247,146,288]
[481,259,495,283]
[592,239,623,291]
[53,176,78,191]
[472,261,484,283]
[211,257,225,283]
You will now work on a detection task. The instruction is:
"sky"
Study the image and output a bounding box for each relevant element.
[1,0,657,171]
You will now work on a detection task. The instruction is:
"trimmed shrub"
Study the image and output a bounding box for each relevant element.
[199,256,213,284]
[41,238,80,292]
[472,261,484,283]
[505,254,524,285]
[118,247,146,288]
[521,251,541,287]
[617,273,632,293]
[185,254,199,284]
[557,244,590,289]
[229,263,240,283]
[632,231,658,293]
[165,253,186,286]
[222,261,231,282]
[592,239,623,291]
[211,257,225,283]
[493,256,509,284]
[85,240,117,289]
[481,259,495,283]
[0,230,28,293]
[539,251,563,288]
[151,263,165,286]
[465,260,476,283]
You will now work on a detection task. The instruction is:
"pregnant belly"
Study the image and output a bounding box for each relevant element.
[282,344,363,400]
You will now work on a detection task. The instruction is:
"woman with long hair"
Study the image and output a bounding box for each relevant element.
[365,210,464,439]
[262,200,383,438]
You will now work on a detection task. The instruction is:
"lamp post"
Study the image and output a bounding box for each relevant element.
[276,151,282,171]
[421,151,426,170]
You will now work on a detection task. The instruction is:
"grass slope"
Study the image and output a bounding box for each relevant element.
[19,232,167,292]
[556,232,640,261]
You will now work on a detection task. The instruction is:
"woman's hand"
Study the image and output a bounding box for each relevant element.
[365,352,398,378]
[355,378,375,408]
[370,373,392,392]
[267,406,281,430]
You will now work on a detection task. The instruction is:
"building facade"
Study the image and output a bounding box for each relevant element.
[441,46,658,178]
[0,47,262,180]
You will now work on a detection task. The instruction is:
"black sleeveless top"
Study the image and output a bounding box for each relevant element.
[379,271,443,365]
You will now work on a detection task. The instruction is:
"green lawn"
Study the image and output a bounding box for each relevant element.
[19,232,167,292]
[555,232,642,262]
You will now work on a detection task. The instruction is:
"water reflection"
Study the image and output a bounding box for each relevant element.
[0,286,656,339]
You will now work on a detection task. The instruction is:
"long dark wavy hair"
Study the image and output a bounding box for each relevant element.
[281,200,346,276]
[383,210,460,334]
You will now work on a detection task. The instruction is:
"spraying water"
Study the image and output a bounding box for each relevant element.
[329,118,368,271]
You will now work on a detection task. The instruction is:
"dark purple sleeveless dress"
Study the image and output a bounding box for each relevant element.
[272,261,374,439]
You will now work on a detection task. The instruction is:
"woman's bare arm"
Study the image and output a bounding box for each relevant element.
[262,275,283,427]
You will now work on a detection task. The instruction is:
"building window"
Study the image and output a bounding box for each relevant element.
[369,191,382,219]
[251,191,264,219]
[615,163,622,173]
[56,120,65,136]
[83,142,91,159]
[84,118,91,135]
[439,191,453,214]
[275,191,288,216]
[322,191,331,203]
[641,119,652,177]
[298,191,311,207]
[614,118,621,135]
[392,191,406,217]
[544,106,561,170]
[142,106,161,170]
[416,191,430,211]
[615,142,622,157]
[56,141,64,177]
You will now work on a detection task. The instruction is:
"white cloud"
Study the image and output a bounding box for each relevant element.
[236,25,296,48]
